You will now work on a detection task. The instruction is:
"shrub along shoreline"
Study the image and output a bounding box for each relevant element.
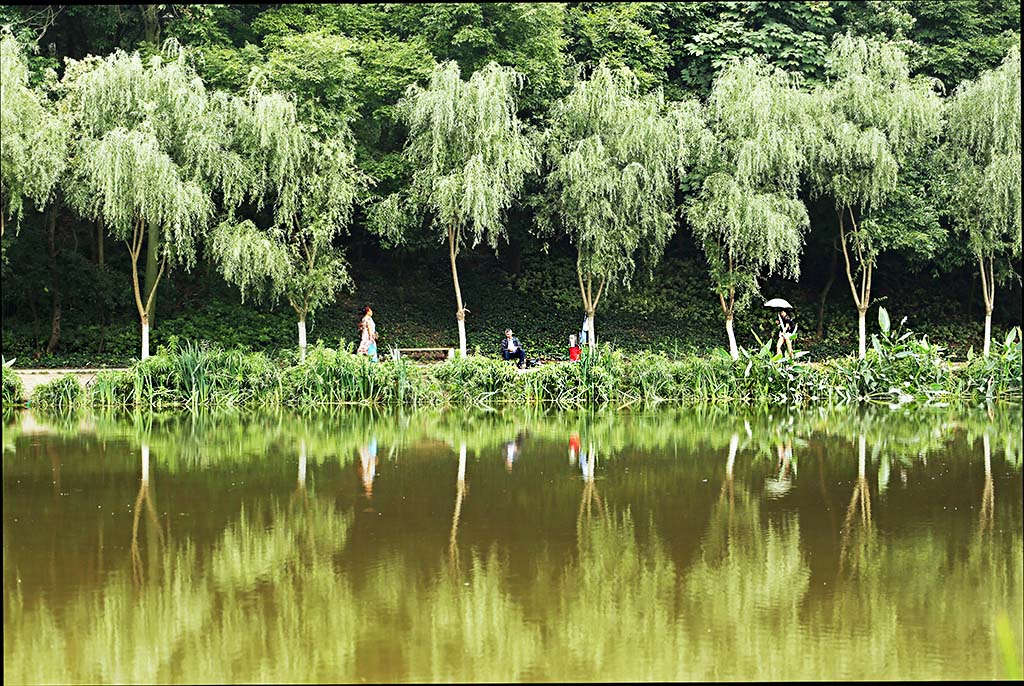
[5,320,1021,411]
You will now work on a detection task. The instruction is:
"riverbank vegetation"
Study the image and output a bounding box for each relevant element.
[1,3,1020,369]
[10,312,1021,410]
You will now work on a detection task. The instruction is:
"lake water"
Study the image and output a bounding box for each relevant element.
[3,405,1022,683]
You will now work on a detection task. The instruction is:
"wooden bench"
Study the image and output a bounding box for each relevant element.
[390,347,455,362]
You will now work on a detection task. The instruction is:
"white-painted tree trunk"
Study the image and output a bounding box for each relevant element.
[858,433,866,480]
[725,316,738,361]
[858,309,867,359]
[141,442,150,484]
[584,442,596,481]
[457,442,467,483]
[727,433,738,479]
[141,322,150,361]
[983,310,992,357]
[457,316,467,358]
[586,310,596,350]
[298,319,307,362]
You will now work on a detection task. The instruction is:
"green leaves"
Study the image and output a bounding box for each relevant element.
[207,220,291,305]
[543,62,679,293]
[399,60,537,250]
[943,45,1022,261]
[878,306,891,335]
[685,57,812,322]
[809,33,943,214]
[0,29,69,234]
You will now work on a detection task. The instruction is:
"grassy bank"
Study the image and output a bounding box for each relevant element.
[7,319,1021,411]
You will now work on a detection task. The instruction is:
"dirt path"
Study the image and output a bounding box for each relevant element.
[14,368,127,397]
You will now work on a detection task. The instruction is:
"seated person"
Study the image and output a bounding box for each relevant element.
[501,329,527,368]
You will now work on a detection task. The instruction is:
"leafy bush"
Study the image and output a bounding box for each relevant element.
[958,328,1023,401]
[30,374,84,410]
[2,362,25,408]
[34,329,1022,410]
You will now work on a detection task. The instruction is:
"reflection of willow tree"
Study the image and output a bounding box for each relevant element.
[130,441,165,584]
[5,495,355,683]
[682,439,811,681]
[553,507,683,680]
[448,441,467,577]
[839,433,877,577]
[980,432,994,533]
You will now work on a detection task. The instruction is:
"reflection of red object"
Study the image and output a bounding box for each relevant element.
[569,433,581,452]
[569,346,581,361]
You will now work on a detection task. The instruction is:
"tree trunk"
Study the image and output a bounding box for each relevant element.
[978,254,995,357]
[449,228,467,357]
[858,307,866,360]
[45,204,62,354]
[725,315,738,361]
[298,319,307,362]
[97,219,104,266]
[141,5,161,45]
[141,318,150,360]
[130,218,163,361]
[983,309,992,357]
[839,208,871,360]
[586,309,596,350]
[144,221,159,330]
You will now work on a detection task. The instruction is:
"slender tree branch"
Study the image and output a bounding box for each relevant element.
[143,257,166,315]
[592,279,606,310]
[839,208,861,309]
[577,256,590,311]
[977,253,991,310]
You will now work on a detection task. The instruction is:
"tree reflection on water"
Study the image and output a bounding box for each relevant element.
[2,405,1021,682]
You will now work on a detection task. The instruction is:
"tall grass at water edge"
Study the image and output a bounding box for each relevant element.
[2,363,25,407]
[7,313,1022,410]
[29,374,85,410]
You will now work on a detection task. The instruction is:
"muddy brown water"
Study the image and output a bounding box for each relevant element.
[3,405,1022,683]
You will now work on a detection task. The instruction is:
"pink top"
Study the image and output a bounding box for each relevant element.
[358,315,376,353]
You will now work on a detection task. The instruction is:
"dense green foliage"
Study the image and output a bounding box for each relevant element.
[1,361,24,406]
[540,62,680,347]
[0,3,1020,373]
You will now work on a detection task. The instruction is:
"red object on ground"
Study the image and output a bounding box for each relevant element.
[569,346,581,361]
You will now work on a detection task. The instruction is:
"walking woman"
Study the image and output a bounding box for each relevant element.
[776,308,796,357]
[358,306,379,362]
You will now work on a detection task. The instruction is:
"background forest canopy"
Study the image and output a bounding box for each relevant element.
[0,1,1021,366]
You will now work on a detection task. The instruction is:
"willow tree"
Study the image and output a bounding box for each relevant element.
[942,45,1021,356]
[540,63,680,349]
[386,61,536,357]
[807,34,943,358]
[684,58,812,360]
[0,29,67,240]
[208,88,368,362]
[62,43,241,359]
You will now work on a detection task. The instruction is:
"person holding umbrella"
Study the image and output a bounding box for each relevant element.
[765,298,797,357]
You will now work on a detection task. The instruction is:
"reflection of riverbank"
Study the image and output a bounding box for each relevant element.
[5,487,1020,682]
[3,406,1022,682]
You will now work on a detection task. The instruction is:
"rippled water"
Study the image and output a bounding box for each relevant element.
[3,405,1022,683]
